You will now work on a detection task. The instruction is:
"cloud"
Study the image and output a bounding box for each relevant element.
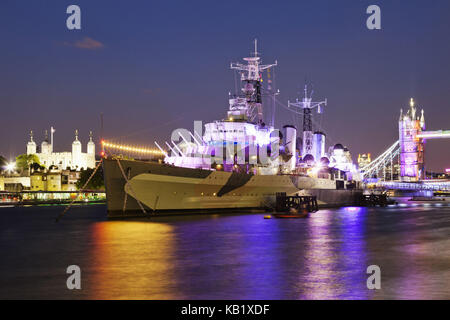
[64,37,104,50]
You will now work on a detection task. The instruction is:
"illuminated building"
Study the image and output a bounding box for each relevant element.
[357,154,371,168]
[30,168,80,192]
[398,98,425,181]
[26,128,95,170]
[362,98,449,182]
[329,144,356,175]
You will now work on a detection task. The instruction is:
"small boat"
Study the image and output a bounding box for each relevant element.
[272,208,309,219]
[272,213,309,219]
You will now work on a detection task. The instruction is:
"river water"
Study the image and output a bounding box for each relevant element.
[1,203,449,299]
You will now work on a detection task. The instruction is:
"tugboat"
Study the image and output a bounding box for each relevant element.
[270,193,318,218]
[272,208,310,219]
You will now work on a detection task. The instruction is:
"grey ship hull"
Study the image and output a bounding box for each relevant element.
[103,159,362,217]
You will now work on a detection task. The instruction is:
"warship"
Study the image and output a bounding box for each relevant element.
[102,41,362,216]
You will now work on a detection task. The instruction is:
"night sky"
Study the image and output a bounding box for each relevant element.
[1,0,449,171]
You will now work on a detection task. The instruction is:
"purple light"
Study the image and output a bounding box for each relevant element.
[344,207,362,213]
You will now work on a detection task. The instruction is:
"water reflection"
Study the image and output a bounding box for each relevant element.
[302,211,341,299]
[2,204,449,299]
[338,207,369,299]
[380,208,450,300]
[89,220,183,299]
[225,217,284,299]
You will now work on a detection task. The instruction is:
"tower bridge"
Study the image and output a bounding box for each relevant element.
[360,98,450,190]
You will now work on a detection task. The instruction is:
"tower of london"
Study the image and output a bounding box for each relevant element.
[26,127,96,170]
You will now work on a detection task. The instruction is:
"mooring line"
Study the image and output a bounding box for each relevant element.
[55,158,103,222]
[115,158,148,216]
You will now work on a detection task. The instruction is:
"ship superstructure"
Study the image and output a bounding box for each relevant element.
[102,41,363,216]
[163,40,284,175]
[288,86,327,160]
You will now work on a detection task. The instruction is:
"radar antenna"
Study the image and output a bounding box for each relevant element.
[288,85,327,156]
[229,39,277,124]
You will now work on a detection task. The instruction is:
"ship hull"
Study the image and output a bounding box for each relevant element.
[103,159,362,217]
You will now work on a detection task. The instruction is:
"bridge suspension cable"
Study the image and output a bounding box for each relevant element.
[360,140,400,180]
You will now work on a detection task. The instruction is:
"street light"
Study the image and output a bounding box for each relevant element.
[4,162,16,173]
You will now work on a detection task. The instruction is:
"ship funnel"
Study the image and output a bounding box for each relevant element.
[312,132,326,164]
[283,125,297,172]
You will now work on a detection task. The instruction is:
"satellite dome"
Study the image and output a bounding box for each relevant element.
[303,154,315,165]
[320,157,330,166]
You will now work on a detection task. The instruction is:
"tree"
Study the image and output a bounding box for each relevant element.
[0,155,6,168]
[30,162,46,172]
[15,154,41,175]
[76,166,104,190]
[0,155,7,173]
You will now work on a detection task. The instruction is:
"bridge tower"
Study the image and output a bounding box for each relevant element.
[399,98,425,181]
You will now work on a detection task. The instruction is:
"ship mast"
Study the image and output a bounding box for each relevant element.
[288,85,327,157]
[230,39,277,124]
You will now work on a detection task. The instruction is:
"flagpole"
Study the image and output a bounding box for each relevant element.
[50,126,55,153]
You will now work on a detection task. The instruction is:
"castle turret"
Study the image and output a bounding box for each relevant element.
[87,131,95,155]
[409,98,416,119]
[420,109,425,130]
[399,98,424,181]
[72,130,82,169]
[27,130,37,155]
[86,131,96,168]
[41,130,50,154]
